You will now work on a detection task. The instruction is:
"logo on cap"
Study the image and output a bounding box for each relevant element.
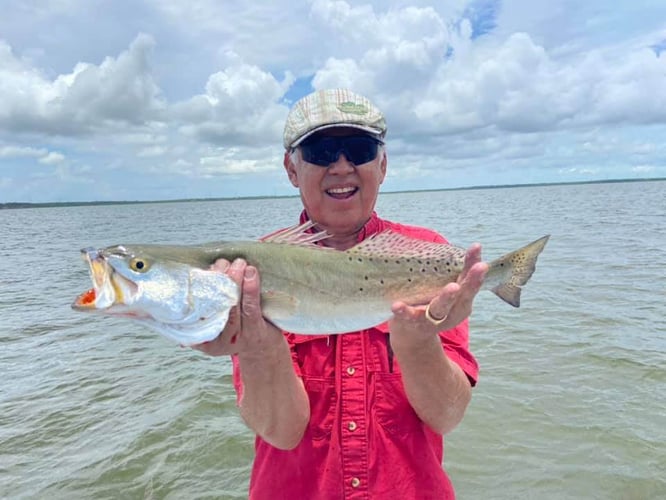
[337,102,369,115]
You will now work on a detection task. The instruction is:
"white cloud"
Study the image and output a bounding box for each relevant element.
[197,146,283,176]
[0,0,665,202]
[38,151,65,164]
[310,2,453,96]
[173,54,294,146]
[0,144,65,165]
[0,34,165,136]
[0,145,47,158]
[302,1,666,139]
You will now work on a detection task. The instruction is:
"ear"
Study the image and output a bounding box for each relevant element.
[284,151,299,187]
[379,149,387,183]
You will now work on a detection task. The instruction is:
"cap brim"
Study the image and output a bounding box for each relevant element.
[290,123,384,148]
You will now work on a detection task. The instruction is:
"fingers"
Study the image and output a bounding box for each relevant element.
[240,266,263,324]
[420,244,488,328]
[220,258,248,331]
[226,258,248,286]
[191,258,249,356]
[418,282,459,326]
[213,258,261,321]
[209,259,230,273]
[458,261,487,303]
[457,244,486,296]
[458,243,481,282]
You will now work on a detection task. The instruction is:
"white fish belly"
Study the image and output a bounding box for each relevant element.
[264,296,393,335]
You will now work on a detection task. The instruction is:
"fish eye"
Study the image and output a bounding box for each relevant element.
[130,257,150,273]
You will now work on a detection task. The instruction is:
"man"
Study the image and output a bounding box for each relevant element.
[195,88,488,499]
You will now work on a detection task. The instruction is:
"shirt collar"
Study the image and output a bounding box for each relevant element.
[298,210,383,242]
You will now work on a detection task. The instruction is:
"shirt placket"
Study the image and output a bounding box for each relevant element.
[339,332,369,499]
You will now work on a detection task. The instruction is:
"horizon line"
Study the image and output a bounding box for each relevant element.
[2,177,664,209]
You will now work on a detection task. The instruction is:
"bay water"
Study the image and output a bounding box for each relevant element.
[1,180,664,499]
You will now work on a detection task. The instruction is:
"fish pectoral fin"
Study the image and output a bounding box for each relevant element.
[261,290,298,320]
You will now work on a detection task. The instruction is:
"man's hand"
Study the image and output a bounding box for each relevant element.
[192,258,310,449]
[192,258,283,357]
[387,243,486,435]
[389,243,488,345]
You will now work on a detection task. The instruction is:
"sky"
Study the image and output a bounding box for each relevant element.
[1,0,665,202]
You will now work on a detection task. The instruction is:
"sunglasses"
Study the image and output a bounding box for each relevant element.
[298,135,384,167]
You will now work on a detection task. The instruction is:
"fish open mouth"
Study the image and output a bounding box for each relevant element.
[72,248,125,310]
[74,288,98,308]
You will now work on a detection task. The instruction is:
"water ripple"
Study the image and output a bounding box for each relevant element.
[2,181,665,499]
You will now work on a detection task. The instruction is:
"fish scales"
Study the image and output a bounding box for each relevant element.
[73,222,549,345]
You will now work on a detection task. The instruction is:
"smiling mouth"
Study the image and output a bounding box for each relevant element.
[326,186,358,199]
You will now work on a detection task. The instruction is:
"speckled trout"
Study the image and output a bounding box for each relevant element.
[72,222,549,346]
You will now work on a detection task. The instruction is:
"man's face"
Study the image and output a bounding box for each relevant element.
[284,127,387,238]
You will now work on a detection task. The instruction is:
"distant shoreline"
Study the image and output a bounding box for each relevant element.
[2,177,664,210]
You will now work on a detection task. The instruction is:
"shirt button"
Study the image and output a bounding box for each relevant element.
[351,477,361,488]
[348,421,357,431]
[346,366,355,375]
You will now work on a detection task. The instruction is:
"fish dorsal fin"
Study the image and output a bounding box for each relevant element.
[346,230,464,260]
[260,221,332,246]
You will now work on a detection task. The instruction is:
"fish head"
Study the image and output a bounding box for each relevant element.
[72,245,240,346]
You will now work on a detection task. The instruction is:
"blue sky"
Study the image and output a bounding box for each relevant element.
[1,0,665,202]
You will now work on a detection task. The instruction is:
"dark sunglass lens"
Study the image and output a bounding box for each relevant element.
[300,136,381,166]
[300,137,337,166]
[316,137,340,164]
[344,137,379,164]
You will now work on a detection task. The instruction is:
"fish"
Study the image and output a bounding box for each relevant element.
[72,222,549,346]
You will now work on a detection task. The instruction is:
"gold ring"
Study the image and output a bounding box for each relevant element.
[425,303,448,326]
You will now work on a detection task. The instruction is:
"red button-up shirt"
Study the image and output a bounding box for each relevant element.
[232,213,479,499]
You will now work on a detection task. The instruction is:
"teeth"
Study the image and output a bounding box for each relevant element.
[91,260,107,288]
[328,187,356,194]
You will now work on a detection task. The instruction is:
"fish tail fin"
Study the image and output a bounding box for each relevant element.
[484,235,550,307]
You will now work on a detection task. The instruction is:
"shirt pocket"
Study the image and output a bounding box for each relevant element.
[302,376,337,440]
[287,334,333,378]
[373,373,421,437]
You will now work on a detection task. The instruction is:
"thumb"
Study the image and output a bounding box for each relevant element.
[240,266,263,322]
[391,300,411,317]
